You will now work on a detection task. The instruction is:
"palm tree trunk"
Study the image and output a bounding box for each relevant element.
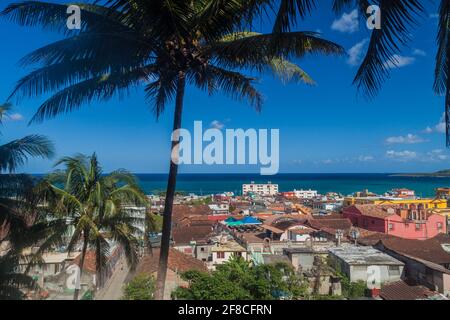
[95,238,103,290]
[73,231,88,300]
[154,71,186,300]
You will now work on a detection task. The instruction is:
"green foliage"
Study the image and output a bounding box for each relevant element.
[334,267,367,299]
[172,256,309,300]
[146,212,163,233]
[36,153,149,299]
[186,197,213,206]
[0,103,55,299]
[328,257,367,299]
[122,274,155,300]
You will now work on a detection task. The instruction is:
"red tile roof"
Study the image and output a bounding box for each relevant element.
[375,235,450,265]
[72,250,97,273]
[135,248,207,275]
[172,225,214,245]
[307,217,352,231]
[172,205,212,224]
[345,205,397,219]
[380,280,437,300]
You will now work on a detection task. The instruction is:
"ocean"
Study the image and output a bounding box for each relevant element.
[133,173,450,197]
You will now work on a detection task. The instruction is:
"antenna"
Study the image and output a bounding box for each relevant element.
[335,229,343,246]
[350,228,360,245]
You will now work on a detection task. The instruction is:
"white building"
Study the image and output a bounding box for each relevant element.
[294,189,318,199]
[210,240,248,270]
[328,246,405,289]
[208,203,230,215]
[242,181,279,196]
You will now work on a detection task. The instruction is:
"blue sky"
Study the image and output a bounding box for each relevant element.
[1,0,449,174]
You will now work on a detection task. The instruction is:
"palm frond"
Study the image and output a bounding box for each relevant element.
[352,0,424,98]
[1,1,128,34]
[268,57,315,85]
[0,135,55,172]
[190,66,263,112]
[273,0,317,33]
[208,31,344,71]
[145,72,179,119]
[434,0,450,146]
[29,67,152,124]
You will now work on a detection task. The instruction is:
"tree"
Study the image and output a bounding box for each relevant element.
[172,256,309,300]
[0,103,55,299]
[0,103,54,173]
[1,0,344,299]
[39,153,148,300]
[122,273,155,300]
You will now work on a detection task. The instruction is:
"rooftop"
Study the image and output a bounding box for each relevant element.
[135,248,208,274]
[380,280,447,300]
[329,245,404,266]
[210,240,246,252]
[375,235,450,265]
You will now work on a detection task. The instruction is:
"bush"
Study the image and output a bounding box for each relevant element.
[122,274,155,300]
[172,257,309,300]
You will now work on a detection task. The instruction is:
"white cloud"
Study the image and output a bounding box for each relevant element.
[7,113,23,121]
[331,10,359,33]
[426,149,449,161]
[435,113,446,133]
[358,155,374,162]
[424,113,446,134]
[383,54,415,69]
[347,39,368,66]
[430,13,439,19]
[423,126,433,134]
[386,150,417,161]
[322,159,334,164]
[413,49,426,57]
[385,134,425,145]
[210,120,225,129]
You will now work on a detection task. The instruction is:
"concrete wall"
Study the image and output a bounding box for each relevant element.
[289,253,315,272]
[212,251,248,265]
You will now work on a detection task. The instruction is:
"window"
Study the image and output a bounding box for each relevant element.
[216,252,225,259]
[388,223,394,231]
[416,223,421,230]
[200,247,205,252]
[437,222,443,230]
[389,265,400,276]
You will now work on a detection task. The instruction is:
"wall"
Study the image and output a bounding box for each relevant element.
[212,251,248,265]
[289,252,315,272]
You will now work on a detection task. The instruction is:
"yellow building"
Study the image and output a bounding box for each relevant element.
[436,188,450,199]
[343,197,448,209]
[428,208,450,218]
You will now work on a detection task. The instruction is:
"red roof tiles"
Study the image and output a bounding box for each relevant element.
[135,248,207,275]
[380,281,437,300]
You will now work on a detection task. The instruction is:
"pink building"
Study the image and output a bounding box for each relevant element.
[343,205,447,240]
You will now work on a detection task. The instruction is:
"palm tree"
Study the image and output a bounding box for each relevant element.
[1,0,344,299]
[0,103,54,172]
[0,103,55,299]
[40,153,148,300]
